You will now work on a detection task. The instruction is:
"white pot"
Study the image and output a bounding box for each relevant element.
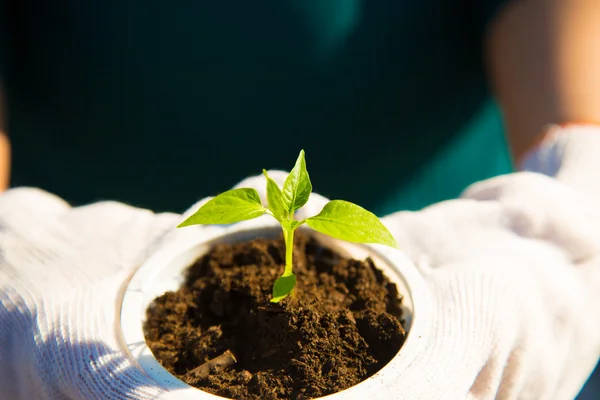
[119,217,431,400]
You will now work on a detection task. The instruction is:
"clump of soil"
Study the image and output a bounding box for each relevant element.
[144,232,406,400]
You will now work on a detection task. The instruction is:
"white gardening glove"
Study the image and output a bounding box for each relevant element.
[374,124,600,399]
[0,192,183,399]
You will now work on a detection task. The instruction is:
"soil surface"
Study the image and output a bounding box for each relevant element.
[144,232,406,400]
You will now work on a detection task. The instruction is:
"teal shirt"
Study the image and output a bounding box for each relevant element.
[2,1,512,215]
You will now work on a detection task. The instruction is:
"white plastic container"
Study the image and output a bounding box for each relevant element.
[119,218,431,399]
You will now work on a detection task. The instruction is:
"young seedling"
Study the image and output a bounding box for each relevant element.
[177,150,399,303]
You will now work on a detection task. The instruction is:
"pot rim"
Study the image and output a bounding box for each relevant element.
[118,217,431,400]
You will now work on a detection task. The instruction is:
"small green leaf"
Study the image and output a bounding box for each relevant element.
[282,150,312,214]
[263,169,287,222]
[305,200,399,248]
[270,273,297,303]
[178,188,266,227]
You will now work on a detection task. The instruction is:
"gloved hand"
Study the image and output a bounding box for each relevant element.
[377,124,600,399]
[0,192,181,399]
[0,171,301,400]
[1,124,600,400]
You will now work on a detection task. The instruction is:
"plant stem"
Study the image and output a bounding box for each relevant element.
[283,227,295,277]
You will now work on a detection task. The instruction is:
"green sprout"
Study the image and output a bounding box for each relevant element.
[177,150,399,303]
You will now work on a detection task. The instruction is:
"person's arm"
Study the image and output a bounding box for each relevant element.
[0,85,10,191]
[0,0,11,191]
[486,0,600,163]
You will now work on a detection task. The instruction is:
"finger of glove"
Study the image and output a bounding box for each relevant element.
[64,201,180,264]
[381,198,567,274]
[0,187,70,224]
[1,199,181,297]
[463,172,600,265]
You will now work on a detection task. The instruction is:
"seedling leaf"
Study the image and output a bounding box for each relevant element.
[263,170,287,222]
[178,188,266,227]
[306,200,399,248]
[271,273,297,303]
[282,150,312,214]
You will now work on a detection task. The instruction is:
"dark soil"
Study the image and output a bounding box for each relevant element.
[144,231,406,400]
